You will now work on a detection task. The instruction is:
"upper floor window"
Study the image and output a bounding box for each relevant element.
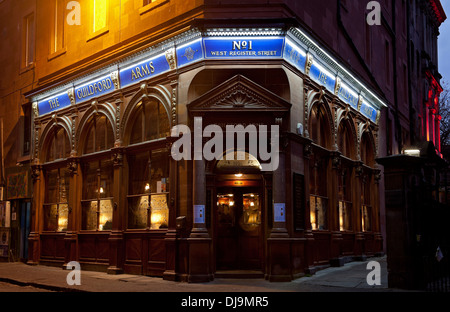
[22,13,35,69]
[140,0,169,15]
[88,0,108,40]
[50,0,66,56]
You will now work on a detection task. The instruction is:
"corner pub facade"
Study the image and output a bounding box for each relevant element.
[23,2,386,283]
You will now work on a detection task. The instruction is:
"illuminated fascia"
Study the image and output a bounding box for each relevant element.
[289,27,388,110]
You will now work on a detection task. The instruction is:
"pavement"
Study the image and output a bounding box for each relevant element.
[0,256,412,293]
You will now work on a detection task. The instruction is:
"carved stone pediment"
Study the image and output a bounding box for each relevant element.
[188,75,291,113]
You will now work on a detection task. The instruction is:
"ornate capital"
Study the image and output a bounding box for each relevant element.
[31,165,42,182]
[331,153,341,170]
[305,52,314,75]
[111,71,120,90]
[111,148,125,167]
[67,158,78,176]
[304,144,313,159]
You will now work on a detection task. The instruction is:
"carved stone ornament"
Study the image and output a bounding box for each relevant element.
[32,102,39,118]
[67,88,75,105]
[334,77,342,96]
[305,53,314,75]
[304,144,313,158]
[165,48,177,70]
[31,165,41,181]
[112,149,124,167]
[111,71,120,90]
[67,158,78,175]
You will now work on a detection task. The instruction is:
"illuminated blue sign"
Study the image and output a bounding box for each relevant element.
[283,39,307,72]
[177,39,204,68]
[337,83,359,110]
[203,37,284,59]
[309,62,336,94]
[37,91,72,116]
[360,101,378,123]
[75,74,115,104]
[119,52,171,88]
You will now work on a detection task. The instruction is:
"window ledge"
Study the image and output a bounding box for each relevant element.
[20,63,35,75]
[48,48,67,61]
[139,0,169,16]
[17,154,31,164]
[87,28,109,42]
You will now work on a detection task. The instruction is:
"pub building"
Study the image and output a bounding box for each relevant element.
[26,21,385,282]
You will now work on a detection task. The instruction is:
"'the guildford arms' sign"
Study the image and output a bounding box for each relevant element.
[35,31,383,124]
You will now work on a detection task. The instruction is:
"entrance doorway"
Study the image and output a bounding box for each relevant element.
[216,187,263,270]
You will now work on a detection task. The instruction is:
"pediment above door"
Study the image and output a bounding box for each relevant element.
[188,75,291,113]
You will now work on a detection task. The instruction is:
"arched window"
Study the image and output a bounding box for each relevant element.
[83,114,114,154]
[310,104,331,149]
[129,99,170,145]
[361,132,375,167]
[43,126,70,232]
[308,104,332,231]
[126,98,170,230]
[80,114,114,231]
[338,122,355,159]
[47,126,71,162]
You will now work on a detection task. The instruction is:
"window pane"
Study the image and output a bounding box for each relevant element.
[151,150,169,193]
[82,201,98,230]
[150,194,168,229]
[84,122,95,154]
[83,161,99,200]
[59,169,70,204]
[362,205,372,232]
[58,204,69,232]
[93,0,107,33]
[46,169,58,203]
[310,196,327,230]
[43,204,58,231]
[128,153,150,195]
[128,196,149,229]
[158,102,170,139]
[96,116,107,151]
[339,201,352,231]
[99,199,113,231]
[130,107,143,145]
[100,159,113,198]
[145,100,158,141]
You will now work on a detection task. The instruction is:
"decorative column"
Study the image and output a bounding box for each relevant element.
[354,162,366,261]
[28,163,42,265]
[267,117,292,282]
[330,152,344,266]
[107,148,125,275]
[163,138,179,281]
[63,157,79,269]
[303,142,316,274]
[188,116,212,283]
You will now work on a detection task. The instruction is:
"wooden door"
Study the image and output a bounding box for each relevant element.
[216,187,262,270]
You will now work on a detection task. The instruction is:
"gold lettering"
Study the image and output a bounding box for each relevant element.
[141,64,150,76]
[131,69,138,81]
[149,62,155,73]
